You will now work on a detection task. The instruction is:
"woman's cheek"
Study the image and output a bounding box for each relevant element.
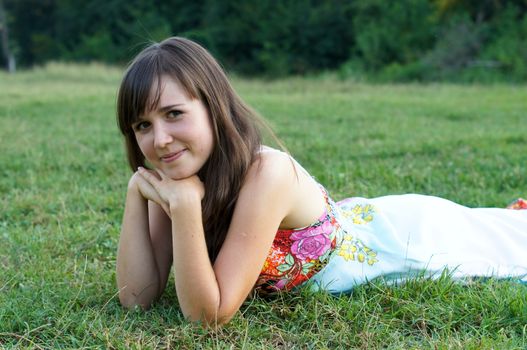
[137,137,154,161]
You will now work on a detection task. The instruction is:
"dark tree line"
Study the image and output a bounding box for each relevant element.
[0,0,15,72]
[1,0,526,81]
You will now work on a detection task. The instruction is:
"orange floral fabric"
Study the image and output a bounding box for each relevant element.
[254,188,338,294]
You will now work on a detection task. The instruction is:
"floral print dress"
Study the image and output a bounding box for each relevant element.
[254,150,527,295]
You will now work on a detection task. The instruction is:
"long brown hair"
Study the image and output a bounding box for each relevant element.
[117,37,263,262]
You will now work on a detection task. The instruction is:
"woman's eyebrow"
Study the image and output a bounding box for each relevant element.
[157,104,184,113]
[131,116,144,125]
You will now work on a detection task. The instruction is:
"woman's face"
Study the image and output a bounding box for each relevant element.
[132,76,214,180]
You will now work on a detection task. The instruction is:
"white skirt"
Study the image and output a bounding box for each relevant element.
[310,194,527,294]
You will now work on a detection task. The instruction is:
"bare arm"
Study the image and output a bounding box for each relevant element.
[115,173,173,309]
[137,154,299,326]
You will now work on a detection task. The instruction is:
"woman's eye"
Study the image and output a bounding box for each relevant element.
[167,110,182,119]
[134,121,150,131]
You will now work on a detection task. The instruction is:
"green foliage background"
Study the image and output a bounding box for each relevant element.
[2,0,527,81]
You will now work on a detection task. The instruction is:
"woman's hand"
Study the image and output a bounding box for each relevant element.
[136,167,205,216]
[128,169,171,216]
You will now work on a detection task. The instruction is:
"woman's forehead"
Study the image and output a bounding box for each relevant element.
[143,76,195,114]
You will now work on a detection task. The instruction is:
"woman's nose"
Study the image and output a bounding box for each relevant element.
[153,124,173,149]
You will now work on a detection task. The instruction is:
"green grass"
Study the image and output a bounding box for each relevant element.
[1,63,526,349]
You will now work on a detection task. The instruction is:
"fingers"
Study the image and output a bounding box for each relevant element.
[137,180,170,215]
[156,168,169,180]
[138,167,161,185]
[136,168,173,211]
[134,170,165,206]
[137,168,204,211]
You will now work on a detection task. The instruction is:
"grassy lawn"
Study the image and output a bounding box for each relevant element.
[0,63,526,349]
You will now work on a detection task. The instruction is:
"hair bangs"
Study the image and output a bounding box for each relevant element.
[118,52,160,134]
[158,49,201,102]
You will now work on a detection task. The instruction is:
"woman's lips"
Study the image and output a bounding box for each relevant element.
[160,149,186,163]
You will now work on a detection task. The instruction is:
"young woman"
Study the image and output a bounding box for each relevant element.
[115,37,527,327]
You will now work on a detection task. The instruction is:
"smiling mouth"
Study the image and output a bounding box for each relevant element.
[160,149,186,163]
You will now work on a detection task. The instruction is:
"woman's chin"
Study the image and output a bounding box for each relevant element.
[165,169,197,181]
[151,162,201,180]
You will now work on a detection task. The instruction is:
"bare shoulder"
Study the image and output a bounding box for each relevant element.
[243,149,299,190]
[241,148,326,230]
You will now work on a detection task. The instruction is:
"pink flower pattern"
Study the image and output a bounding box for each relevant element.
[290,221,332,260]
[254,187,340,294]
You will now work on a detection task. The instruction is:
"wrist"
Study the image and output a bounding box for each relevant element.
[168,194,202,217]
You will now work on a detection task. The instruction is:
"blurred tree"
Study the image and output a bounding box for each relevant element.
[2,0,526,80]
[424,0,527,81]
[479,2,527,80]
[422,13,487,78]
[0,0,15,72]
[204,0,355,76]
[203,0,280,74]
[352,0,437,71]
[433,0,527,21]
[5,0,173,65]
[55,0,172,63]
[5,0,57,66]
[154,0,206,35]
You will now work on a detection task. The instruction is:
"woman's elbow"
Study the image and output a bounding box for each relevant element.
[118,284,159,310]
[184,303,238,329]
[189,313,235,329]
